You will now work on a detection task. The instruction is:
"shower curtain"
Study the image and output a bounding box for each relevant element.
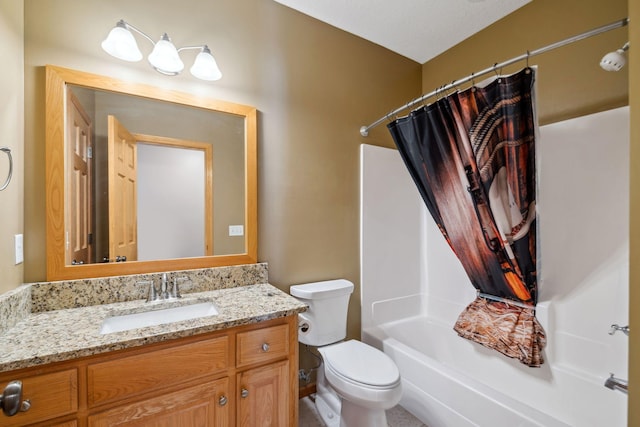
[388,68,545,367]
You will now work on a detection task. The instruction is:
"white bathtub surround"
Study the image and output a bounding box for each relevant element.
[360,106,629,427]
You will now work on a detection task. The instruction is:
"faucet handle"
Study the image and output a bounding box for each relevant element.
[171,277,188,299]
[139,280,158,302]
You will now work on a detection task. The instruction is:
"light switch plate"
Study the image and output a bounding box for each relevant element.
[229,225,244,237]
[14,234,23,265]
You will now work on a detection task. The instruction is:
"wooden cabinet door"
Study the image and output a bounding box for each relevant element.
[0,369,78,427]
[237,360,289,427]
[88,377,229,427]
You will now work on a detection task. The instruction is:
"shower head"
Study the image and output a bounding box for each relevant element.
[600,41,629,71]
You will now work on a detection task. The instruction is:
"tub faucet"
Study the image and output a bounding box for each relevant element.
[604,374,628,394]
[609,324,629,336]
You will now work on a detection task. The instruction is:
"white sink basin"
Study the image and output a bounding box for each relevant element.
[100,302,218,334]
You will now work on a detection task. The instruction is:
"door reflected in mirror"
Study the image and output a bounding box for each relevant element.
[46,66,257,280]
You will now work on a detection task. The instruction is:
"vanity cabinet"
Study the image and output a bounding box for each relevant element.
[0,315,298,427]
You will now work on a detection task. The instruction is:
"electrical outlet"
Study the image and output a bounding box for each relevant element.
[229,225,244,236]
[14,234,23,265]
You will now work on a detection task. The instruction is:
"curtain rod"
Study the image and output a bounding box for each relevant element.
[360,17,629,137]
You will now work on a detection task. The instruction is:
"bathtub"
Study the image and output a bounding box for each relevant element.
[359,112,630,427]
[363,310,627,427]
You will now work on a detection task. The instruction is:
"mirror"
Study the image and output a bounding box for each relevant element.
[46,65,257,280]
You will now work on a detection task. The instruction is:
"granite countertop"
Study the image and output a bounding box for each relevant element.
[0,283,307,373]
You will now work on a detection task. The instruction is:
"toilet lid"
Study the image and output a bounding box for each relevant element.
[321,340,400,387]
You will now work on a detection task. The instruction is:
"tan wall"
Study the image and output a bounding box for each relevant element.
[628,0,638,423]
[0,1,24,294]
[22,0,421,348]
[421,0,628,125]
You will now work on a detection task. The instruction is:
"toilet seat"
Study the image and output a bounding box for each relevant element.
[320,340,401,389]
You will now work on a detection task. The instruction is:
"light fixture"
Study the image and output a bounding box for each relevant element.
[600,41,629,72]
[101,19,222,81]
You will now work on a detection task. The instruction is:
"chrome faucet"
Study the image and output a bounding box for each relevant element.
[160,273,170,300]
[604,374,628,394]
[140,274,183,302]
[163,274,184,299]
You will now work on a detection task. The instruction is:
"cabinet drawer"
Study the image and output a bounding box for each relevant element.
[88,335,228,407]
[236,324,289,368]
[0,369,78,427]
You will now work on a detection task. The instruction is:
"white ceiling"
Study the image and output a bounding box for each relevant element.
[273,0,531,64]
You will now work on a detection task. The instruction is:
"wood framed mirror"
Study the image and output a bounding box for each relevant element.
[45,65,257,280]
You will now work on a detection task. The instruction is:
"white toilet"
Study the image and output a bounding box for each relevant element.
[290,279,402,427]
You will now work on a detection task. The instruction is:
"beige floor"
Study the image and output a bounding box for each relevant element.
[299,396,427,427]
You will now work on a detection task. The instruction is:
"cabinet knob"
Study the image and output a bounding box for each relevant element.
[0,380,30,417]
[261,343,270,352]
[218,395,228,406]
[241,388,249,398]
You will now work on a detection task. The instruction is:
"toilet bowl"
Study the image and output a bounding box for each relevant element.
[290,280,402,427]
[319,340,402,426]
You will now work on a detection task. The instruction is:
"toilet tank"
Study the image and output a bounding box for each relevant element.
[290,279,354,346]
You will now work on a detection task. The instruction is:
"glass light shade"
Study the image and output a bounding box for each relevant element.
[101,24,142,62]
[148,34,184,75]
[190,47,222,81]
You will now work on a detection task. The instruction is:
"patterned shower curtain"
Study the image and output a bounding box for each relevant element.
[387,68,545,367]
